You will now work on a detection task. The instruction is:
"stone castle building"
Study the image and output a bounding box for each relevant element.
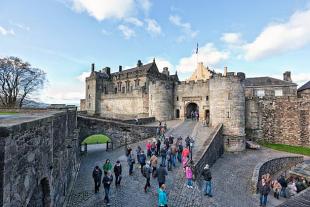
[80,60,310,150]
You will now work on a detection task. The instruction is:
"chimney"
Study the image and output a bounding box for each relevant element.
[137,60,143,67]
[119,65,122,72]
[91,63,95,72]
[283,71,292,82]
[224,66,227,76]
[162,67,169,76]
[103,67,111,75]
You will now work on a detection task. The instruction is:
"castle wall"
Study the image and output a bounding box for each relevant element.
[100,89,148,118]
[209,73,246,151]
[246,97,310,146]
[149,81,174,121]
[245,85,297,98]
[174,80,209,120]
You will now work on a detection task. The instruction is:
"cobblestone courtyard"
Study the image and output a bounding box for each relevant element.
[65,120,302,207]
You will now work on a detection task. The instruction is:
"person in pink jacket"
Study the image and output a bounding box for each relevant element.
[185,164,193,189]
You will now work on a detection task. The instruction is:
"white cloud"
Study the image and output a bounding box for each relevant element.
[244,9,310,61]
[221,33,242,44]
[10,22,30,31]
[0,26,15,36]
[101,28,110,35]
[138,0,152,14]
[169,15,198,41]
[71,0,135,21]
[77,71,91,82]
[118,24,136,39]
[124,17,143,27]
[148,57,174,72]
[145,19,161,35]
[176,43,229,73]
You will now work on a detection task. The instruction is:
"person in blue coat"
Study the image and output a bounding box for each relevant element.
[158,184,168,207]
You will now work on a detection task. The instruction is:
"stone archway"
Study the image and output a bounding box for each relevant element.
[185,102,199,119]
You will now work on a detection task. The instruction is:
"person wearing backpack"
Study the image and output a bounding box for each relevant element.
[160,146,167,167]
[92,166,102,193]
[127,152,135,175]
[143,161,152,192]
[177,142,183,163]
[139,150,146,174]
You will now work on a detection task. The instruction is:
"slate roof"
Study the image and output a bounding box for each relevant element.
[297,81,310,92]
[245,77,297,87]
[112,62,154,75]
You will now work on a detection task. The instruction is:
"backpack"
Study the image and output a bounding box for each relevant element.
[178,145,183,152]
[142,165,149,177]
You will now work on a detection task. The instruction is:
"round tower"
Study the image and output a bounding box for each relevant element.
[209,71,246,152]
[149,80,174,121]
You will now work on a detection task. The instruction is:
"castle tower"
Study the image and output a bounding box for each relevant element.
[149,80,174,121]
[209,70,246,151]
[85,63,102,115]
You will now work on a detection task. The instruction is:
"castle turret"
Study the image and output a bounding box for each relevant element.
[209,70,246,151]
[149,81,174,121]
[85,63,102,115]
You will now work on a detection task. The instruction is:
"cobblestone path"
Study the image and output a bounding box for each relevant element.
[65,120,299,207]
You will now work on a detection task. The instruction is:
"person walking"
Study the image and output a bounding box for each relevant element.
[167,148,172,171]
[102,171,113,205]
[139,150,147,174]
[170,144,177,167]
[113,160,122,187]
[150,154,158,178]
[259,177,271,207]
[157,164,168,187]
[177,142,183,163]
[136,146,142,163]
[164,137,170,149]
[142,161,152,192]
[278,175,287,198]
[146,140,152,158]
[158,184,168,207]
[202,164,212,197]
[92,166,102,193]
[156,139,161,156]
[103,159,112,174]
[160,146,167,167]
[185,164,193,189]
[127,152,135,175]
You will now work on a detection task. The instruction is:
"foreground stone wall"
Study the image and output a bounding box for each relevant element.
[193,124,224,179]
[251,156,303,193]
[0,109,79,207]
[246,96,310,146]
[78,115,157,148]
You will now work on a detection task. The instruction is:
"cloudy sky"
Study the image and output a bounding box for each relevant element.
[1,0,310,104]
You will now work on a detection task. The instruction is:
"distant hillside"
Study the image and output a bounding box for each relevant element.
[22,99,49,108]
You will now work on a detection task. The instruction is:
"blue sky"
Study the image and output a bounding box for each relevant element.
[1,0,310,104]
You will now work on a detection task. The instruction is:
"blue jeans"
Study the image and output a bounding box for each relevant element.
[171,154,176,167]
[187,178,192,186]
[129,164,133,175]
[280,187,287,198]
[205,181,212,196]
[161,156,166,166]
[260,194,267,206]
[167,159,172,170]
[104,187,110,203]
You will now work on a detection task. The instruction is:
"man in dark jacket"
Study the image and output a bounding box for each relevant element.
[92,166,102,193]
[143,161,152,192]
[156,139,161,156]
[102,171,113,204]
[157,164,168,187]
[201,164,212,197]
[139,151,147,174]
[278,175,287,198]
[259,178,271,207]
[160,147,167,167]
[113,160,122,186]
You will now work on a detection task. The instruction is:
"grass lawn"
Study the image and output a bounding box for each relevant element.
[261,143,310,156]
[0,111,18,115]
[82,134,111,145]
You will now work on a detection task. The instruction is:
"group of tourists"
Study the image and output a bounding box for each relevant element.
[91,121,213,206]
[258,173,309,207]
[190,110,199,121]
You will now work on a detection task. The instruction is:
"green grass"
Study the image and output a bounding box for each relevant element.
[82,134,111,145]
[261,143,310,156]
[0,111,18,115]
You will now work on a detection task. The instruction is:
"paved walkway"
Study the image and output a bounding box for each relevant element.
[65,120,305,207]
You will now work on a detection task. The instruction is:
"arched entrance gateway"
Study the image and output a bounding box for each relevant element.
[185,102,199,119]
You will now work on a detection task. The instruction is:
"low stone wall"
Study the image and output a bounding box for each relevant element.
[277,187,310,207]
[251,156,304,193]
[0,108,80,207]
[78,115,157,148]
[192,124,224,179]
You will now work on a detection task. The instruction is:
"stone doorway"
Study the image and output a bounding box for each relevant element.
[204,109,210,126]
[185,102,199,119]
[175,109,180,119]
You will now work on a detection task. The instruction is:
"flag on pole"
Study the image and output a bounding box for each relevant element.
[196,43,199,54]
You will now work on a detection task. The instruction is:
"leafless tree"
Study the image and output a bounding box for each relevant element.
[0,56,46,108]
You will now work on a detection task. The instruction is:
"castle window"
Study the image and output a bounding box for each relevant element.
[115,88,117,94]
[151,95,152,100]
[256,90,265,97]
[227,92,231,100]
[88,94,91,99]
[275,89,283,96]
[87,85,90,90]
[206,96,209,101]
[227,111,230,118]
[176,96,179,101]
[104,87,107,94]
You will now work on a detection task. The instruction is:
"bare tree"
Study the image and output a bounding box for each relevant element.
[0,56,46,108]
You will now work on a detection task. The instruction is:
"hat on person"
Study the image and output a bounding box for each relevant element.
[116,160,120,163]
[204,164,209,169]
